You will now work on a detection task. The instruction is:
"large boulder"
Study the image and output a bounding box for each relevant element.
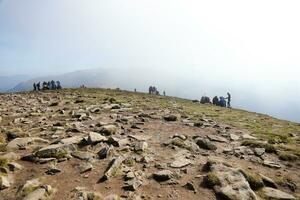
[204,159,257,200]
[153,170,174,182]
[34,143,76,159]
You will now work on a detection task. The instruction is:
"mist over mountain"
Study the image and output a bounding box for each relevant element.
[8,67,300,123]
[0,75,32,92]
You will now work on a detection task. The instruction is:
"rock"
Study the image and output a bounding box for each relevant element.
[102,156,124,180]
[100,125,118,135]
[134,141,148,152]
[124,171,135,181]
[263,160,281,169]
[123,178,143,191]
[183,182,197,193]
[98,145,115,159]
[254,148,265,156]
[153,170,173,182]
[35,143,76,159]
[229,133,240,141]
[128,134,151,141]
[0,175,10,190]
[207,135,228,143]
[71,151,95,161]
[78,162,93,174]
[0,116,2,123]
[6,137,49,150]
[7,162,23,171]
[60,135,84,145]
[170,157,191,168]
[262,187,295,200]
[204,160,257,200]
[45,167,61,175]
[0,152,20,161]
[163,115,177,121]
[259,174,278,188]
[172,133,187,140]
[234,146,254,156]
[87,132,108,144]
[196,138,217,150]
[104,194,120,200]
[242,134,257,140]
[107,136,130,147]
[69,187,103,200]
[23,185,53,200]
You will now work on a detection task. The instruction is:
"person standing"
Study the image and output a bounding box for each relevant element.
[226,92,231,108]
[33,82,36,91]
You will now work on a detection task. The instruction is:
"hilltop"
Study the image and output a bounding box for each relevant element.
[0,88,299,200]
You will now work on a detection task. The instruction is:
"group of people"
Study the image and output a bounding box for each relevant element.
[148,86,166,96]
[33,80,62,91]
[212,92,231,108]
[200,92,231,108]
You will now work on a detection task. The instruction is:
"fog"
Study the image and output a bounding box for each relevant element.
[0,0,299,122]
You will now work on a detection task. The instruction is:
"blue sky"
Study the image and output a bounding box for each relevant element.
[0,0,300,121]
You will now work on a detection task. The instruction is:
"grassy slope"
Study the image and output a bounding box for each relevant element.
[65,88,300,157]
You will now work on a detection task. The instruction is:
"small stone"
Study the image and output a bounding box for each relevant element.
[0,176,10,190]
[254,148,265,156]
[102,156,124,181]
[263,160,281,169]
[153,170,173,182]
[207,135,228,143]
[134,141,148,152]
[98,145,114,159]
[71,151,95,161]
[229,133,240,141]
[78,163,93,174]
[259,174,278,188]
[163,115,177,122]
[100,125,118,135]
[183,182,197,193]
[8,162,23,171]
[196,138,217,150]
[87,132,108,144]
[45,167,61,175]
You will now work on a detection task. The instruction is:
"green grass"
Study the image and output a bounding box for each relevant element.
[203,172,221,188]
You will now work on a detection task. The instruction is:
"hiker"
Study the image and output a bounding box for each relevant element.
[51,80,56,90]
[56,81,61,89]
[225,92,231,108]
[163,91,166,96]
[36,82,41,91]
[219,96,226,107]
[33,83,37,91]
[134,88,137,92]
[212,96,219,105]
[42,81,48,90]
[47,81,51,90]
[149,86,152,94]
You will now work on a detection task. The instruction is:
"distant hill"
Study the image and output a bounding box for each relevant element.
[0,75,32,92]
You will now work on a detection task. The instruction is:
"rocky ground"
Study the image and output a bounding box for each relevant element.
[0,88,299,200]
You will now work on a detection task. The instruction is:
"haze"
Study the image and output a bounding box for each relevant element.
[0,0,299,122]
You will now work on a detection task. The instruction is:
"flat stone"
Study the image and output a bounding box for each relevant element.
[123,178,143,191]
[8,162,23,171]
[207,135,228,143]
[241,134,257,140]
[7,137,49,150]
[72,151,95,161]
[87,132,108,144]
[170,157,191,168]
[263,160,281,169]
[128,134,151,141]
[262,187,295,200]
[35,143,76,159]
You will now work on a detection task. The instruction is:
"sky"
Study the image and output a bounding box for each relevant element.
[0,0,299,122]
